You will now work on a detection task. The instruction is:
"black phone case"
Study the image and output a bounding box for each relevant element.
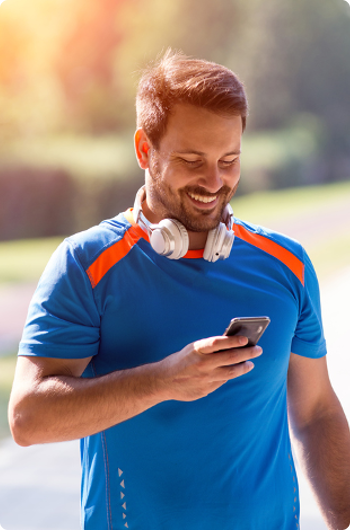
[224,317,270,347]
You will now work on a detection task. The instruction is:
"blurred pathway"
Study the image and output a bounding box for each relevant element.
[0,439,80,530]
[0,268,349,529]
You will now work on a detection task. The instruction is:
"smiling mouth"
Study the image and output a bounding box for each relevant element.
[187,192,217,204]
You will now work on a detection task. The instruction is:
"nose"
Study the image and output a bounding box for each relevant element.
[197,165,223,193]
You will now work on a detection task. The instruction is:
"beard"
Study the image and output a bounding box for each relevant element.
[147,158,238,233]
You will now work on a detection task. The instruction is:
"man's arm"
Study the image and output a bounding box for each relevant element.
[9,334,262,446]
[288,353,350,530]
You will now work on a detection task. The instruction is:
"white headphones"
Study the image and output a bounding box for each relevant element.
[133,186,235,262]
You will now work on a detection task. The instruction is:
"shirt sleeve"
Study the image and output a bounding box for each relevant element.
[291,248,327,358]
[19,239,101,359]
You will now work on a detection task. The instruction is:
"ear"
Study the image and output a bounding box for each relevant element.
[134,128,151,169]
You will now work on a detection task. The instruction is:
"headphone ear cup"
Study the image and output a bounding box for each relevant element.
[203,223,235,262]
[150,219,189,259]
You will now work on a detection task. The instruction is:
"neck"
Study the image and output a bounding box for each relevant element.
[187,230,208,250]
[142,199,208,250]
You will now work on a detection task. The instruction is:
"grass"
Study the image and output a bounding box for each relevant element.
[233,180,350,226]
[0,236,64,284]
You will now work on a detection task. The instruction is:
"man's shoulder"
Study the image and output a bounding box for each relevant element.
[233,217,308,285]
[233,217,304,260]
[63,211,132,270]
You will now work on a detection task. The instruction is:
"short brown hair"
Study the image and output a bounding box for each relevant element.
[136,49,248,148]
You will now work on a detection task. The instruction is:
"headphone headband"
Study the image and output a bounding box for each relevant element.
[133,186,153,235]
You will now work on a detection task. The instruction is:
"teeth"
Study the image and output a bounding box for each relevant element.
[188,192,217,203]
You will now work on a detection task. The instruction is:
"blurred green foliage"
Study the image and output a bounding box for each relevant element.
[0,0,350,239]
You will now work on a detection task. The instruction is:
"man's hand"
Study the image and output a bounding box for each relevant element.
[158,334,262,402]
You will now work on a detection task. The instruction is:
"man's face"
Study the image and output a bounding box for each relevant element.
[144,103,242,235]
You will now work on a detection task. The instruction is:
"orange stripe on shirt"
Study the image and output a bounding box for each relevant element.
[86,226,143,288]
[233,223,304,285]
[86,212,303,286]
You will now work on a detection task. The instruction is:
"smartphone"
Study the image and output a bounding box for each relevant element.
[224,316,270,347]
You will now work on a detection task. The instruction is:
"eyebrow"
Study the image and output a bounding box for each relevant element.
[174,149,241,157]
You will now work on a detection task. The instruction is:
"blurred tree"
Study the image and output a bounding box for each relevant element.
[1,0,350,240]
[0,0,76,138]
[235,0,350,180]
[2,0,349,145]
[55,0,128,133]
[108,0,185,127]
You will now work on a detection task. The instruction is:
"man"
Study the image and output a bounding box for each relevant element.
[9,50,350,530]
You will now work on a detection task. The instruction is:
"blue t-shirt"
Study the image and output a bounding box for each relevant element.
[19,210,327,530]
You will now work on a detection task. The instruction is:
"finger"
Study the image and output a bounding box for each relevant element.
[198,342,262,370]
[217,345,263,367]
[194,335,248,355]
[222,361,255,380]
[207,360,255,383]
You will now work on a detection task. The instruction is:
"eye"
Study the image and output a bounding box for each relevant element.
[180,158,203,168]
[219,157,239,168]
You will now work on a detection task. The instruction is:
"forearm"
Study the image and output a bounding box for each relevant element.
[9,361,167,446]
[10,334,261,447]
[290,403,350,530]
